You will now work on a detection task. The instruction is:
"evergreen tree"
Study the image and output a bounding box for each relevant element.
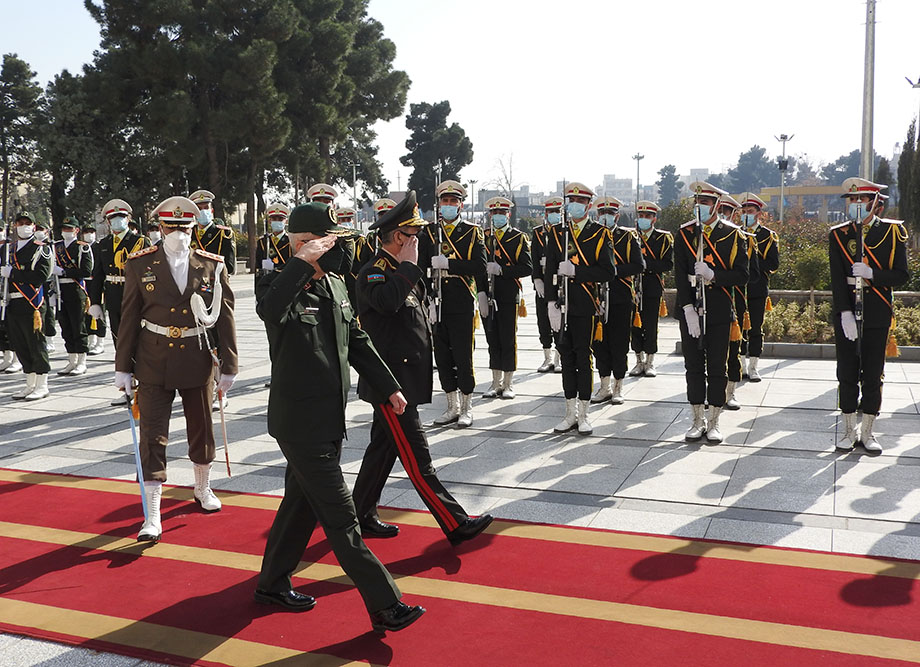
[727,145,776,193]
[655,164,683,207]
[900,121,916,229]
[0,54,42,221]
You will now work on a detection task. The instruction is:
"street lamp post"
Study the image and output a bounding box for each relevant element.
[860,0,877,179]
[632,153,644,209]
[775,133,793,222]
[907,76,920,127]
[468,179,477,221]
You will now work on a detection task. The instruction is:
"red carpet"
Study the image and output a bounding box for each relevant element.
[1,468,919,666]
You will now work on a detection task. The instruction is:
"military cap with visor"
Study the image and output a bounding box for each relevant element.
[102,199,132,219]
[152,196,200,228]
[288,202,350,235]
[636,200,661,214]
[564,182,595,199]
[840,177,887,199]
[307,183,338,201]
[436,180,467,199]
[485,196,514,211]
[188,190,215,205]
[595,196,623,212]
[369,190,428,234]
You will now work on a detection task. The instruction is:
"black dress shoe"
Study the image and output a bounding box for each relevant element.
[254,589,316,612]
[369,601,426,633]
[360,517,399,538]
[447,514,494,546]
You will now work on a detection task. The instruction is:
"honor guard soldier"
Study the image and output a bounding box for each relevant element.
[544,182,616,435]
[1,212,53,400]
[34,220,57,352]
[352,190,494,544]
[255,203,292,287]
[336,206,363,305]
[146,225,162,247]
[0,219,21,373]
[307,183,338,206]
[479,196,532,399]
[630,201,673,378]
[831,178,909,453]
[590,196,642,405]
[738,192,779,382]
[115,196,238,542]
[53,217,94,376]
[81,223,106,355]
[189,190,236,273]
[532,197,563,373]
[420,180,487,428]
[354,198,395,276]
[675,182,749,443]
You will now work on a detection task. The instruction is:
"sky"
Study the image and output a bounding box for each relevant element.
[5,0,920,196]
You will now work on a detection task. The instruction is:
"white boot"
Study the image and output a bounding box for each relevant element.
[12,373,37,400]
[577,399,593,435]
[457,393,473,428]
[193,463,222,512]
[724,381,740,410]
[591,376,612,403]
[58,353,78,375]
[86,334,98,355]
[89,335,105,355]
[628,352,646,376]
[24,374,49,401]
[553,398,578,432]
[836,413,858,451]
[137,481,163,542]
[433,391,460,425]
[860,414,882,453]
[212,391,229,412]
[537,349,554,373]
[685,404,706,441]
[706,406,723,443]
[748,357,762,382]
[71,353,87,375]
[644,354,657,377]
[483,369,503,398]
[0,350,12,372]
[553,350,562,373]
[45,337,56,353]
[610,378,624,405]
[742,356,749,379]
[501,371,515,400]
[3,352,22,373]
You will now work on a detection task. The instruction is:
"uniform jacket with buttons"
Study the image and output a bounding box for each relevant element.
[530,224,556,283]
[477,226,533,303]
[192,222,236,274]
[543,220,616,317]
[53,240,94,296]
[254,231,291,288]
[636,227,673,302]
[89,231,149,305]
[418,220,487,314]
[747,224,779,298]
[2,239,52,310]
[604,225,643,306]
[115,246,238,389]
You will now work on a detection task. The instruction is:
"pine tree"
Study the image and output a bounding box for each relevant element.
[898,121,915,229]
[655,165,683,207]
[0,54,42,221]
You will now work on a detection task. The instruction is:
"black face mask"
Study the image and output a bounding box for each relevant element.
[317,238,351,275]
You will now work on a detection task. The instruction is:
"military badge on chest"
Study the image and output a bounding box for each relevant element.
[441,242,452,256]
[141,269,156,292]
[200,277,213,294]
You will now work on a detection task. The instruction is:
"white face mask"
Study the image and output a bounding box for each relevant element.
[33,230,47,242]
[197,209,213,226]
[17,225,35,240]
[163,229,191,254]
[62,231,78,244]
[109,216,128,233]
[83,233,96,244]
[147,230,161,244]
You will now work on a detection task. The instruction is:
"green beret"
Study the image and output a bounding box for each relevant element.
[288,202,348,235]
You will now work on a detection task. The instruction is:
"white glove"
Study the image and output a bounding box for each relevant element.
[428,299,439,324]
[114,371,133,391]
[548,301,562,332]
[683,304,701,338]
[89,304,104,320]
[840,310,858,341]
[261,258,275,272]
[431,254,449,270]
[477,291,489,318]
[557,260,576,277]
[486,261,502,276]
[0,266,11,279]
[694,261,714,282]
[217,373,236,394]
[852,262,873,280]
[540,256,547,269]
[52,265,65,276]
[534,278,545,298]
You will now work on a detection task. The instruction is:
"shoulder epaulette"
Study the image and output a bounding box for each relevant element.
[195,248,224,262]
[216,224,231,231]
[719,220,740,230]
[374,258,388,270]
[680,220,697,229]
[830,221,852,231]
[128,245,158,260]
[880,217,904,225]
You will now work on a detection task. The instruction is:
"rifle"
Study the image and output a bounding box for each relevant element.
[51,244,61,318]
[853,197,872,359]
[694,204,707,350]
[432,199,443,327]
[559,180,570,333]
[486,211,497,329]
[0,216,12,320]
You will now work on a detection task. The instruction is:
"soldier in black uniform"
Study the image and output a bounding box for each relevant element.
[254,201,426,632]
[1,213,53,400]
[532,197,563,373]
[830,178,909,453]
[738,192,779,382]
[544,182,616,435]
[352,191,494,545]
[53,217,94,376]
[81,223,106,355]
[34,220,58,354]
[255,203,292,289]
[0,219,19,373]
[336,206,363,307]
[675,182,749,444]
[419,180,487,428]
[630,200,673,378]
[188,189,236,273]
[353,198,394,276]
[590,196,642,405]
[479,196,532,400]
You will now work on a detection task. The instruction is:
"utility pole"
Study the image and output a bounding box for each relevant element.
[775,134,793,222]
[347,162,358,230]
[632,153,644,208]
[860,0,877,179]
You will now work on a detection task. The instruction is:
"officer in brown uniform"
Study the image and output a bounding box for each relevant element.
[115,196,238,542]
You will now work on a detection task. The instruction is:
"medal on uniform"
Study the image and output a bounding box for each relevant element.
[141,270,157,284]
[441,242,451,255]
[200,277,212,293]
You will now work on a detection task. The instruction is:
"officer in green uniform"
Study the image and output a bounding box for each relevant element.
[254,201,425,633]
[830,178,909,453]
[675,182,749,444]
[630,201,673,378]
[53,216,94,376]
[532,197,563,373]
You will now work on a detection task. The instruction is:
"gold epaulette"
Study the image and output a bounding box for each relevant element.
[128,245,158,260]
[195,248,224,262]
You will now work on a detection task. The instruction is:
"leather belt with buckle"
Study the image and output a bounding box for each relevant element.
[141,319,206,339]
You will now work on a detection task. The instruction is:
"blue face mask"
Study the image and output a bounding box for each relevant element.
[546,212,561,224]
[694,204,712,222]
[109,216,128,233]
[440,204,459,221]
[270,220,286,234]
[197,209,213,226]
[741,213,757,228]
[848,202,871,222]
[566,202,586,219]
[492,214,508,228]
[599,213,618,227]
[637,217,653,231]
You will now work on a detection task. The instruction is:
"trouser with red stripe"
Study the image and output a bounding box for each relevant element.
[353,404,467,535]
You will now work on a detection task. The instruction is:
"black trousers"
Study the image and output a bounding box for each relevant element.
[104,284,124,346]
[631,296,662,355]
[58,286,89,353]
[484,300,518,371]
[679,315,730,407]
[741,297,766,358]
[834,322,888,415]
[353,404,467,535]
[558,314,596,400]
[593,302,632,379]
[7,301,50,374]
[727,339,742,382]
[535,294,555,349]
[433,310,475,394]
[257,438,401,613]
